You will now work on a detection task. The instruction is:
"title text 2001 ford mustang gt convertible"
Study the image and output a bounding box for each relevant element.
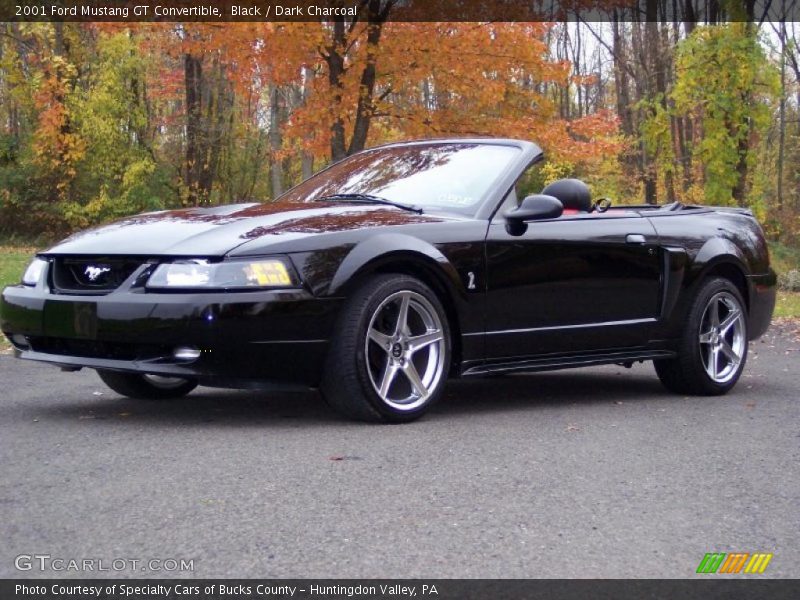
[1,139,776,422]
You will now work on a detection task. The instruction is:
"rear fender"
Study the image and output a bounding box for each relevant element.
[687,237,751,307]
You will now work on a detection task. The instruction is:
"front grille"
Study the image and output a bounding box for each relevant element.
[51,257,143,294]
[27,336,170,361]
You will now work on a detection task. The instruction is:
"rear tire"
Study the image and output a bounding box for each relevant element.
[97,370,198,400]
[321,274,451,423]
[654,277,748,395]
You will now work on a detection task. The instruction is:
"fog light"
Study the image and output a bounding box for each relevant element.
[173,346,201,361]
[10,334,30,349]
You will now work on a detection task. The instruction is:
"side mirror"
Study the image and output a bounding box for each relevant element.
[505,194,563,225]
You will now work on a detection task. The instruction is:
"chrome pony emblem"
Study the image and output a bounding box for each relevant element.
[84,265,111,282]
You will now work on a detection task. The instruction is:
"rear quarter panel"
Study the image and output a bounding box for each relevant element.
[645,209,774,340]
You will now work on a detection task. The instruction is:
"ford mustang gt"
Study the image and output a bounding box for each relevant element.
[1,139,776,422]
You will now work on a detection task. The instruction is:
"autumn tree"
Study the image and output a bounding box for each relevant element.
[672,23,778,206]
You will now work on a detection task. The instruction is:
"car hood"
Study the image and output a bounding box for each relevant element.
[42,202,449,257]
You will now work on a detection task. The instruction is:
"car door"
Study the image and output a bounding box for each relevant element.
[484,210,663,359]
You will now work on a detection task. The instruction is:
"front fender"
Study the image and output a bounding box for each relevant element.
[289,232,484,367]
[329,233,463,297]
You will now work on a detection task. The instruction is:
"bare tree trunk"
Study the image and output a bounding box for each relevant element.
[574,22,583,118]
[348,1,386,155]
[301,66,315,180]
[184,53,231,206]
[198,60,229,205]
[53,22,65,57]
[731,23,755,206]
[682,0,696,36]
[642,3,659,204]
[322,0,393,161]
[269,85,284,198]
[659,0,676,202]
[184,53,202,206]
[324,19,347,161]
[612,14,634,137]
[0,27,5,136]
[777,15,786,211]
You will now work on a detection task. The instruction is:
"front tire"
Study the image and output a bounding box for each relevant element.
[654,277,748,395]
[322,274,451,423]
[97,370,198,400]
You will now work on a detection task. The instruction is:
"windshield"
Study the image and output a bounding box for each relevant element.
[279,143,520,215]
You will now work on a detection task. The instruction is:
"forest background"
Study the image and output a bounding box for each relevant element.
[0,2,798,299]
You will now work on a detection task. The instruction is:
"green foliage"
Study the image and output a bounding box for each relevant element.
[638,94,676,181]
[0,31,177,235]
[516,160,573,197]
[515,153,636,206]
[671,24,779,206]
[65,33,174,228]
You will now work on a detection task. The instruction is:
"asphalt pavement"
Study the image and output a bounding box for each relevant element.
[1,323,798,579]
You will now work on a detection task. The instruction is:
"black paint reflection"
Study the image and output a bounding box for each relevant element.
[240,209,440,239]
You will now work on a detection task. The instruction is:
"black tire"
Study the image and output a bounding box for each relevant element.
[654,277,748,395]
[321,274,451,423]
[97,370,198,400]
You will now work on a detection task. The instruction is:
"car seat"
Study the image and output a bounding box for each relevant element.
[541,179,592,215]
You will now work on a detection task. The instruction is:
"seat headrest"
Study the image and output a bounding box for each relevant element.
[541,179,591,212]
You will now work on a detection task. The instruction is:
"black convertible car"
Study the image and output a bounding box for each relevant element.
[1,139,776,422]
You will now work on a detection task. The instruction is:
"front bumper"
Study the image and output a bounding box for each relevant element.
[1,283,342,388]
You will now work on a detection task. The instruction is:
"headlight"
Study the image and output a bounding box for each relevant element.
[22,257,47,286]
[146,258,298,289]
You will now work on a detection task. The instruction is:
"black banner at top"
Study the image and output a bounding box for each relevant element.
[1,0,798,23]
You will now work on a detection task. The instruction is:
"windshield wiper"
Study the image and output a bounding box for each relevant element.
[316,193,423,214]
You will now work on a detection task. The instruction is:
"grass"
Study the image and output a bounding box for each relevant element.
[770,242,800,319]
[0,245,37,291]
[775,291,800,319]
[0,245,39,352]
[770,242,800,275]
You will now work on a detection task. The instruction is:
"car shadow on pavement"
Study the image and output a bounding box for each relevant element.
[24,366,674,427]
[435,368,670,416]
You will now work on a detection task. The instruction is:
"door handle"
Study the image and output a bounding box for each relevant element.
[626,234,647,244]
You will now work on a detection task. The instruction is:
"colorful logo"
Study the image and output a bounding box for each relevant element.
[696,552,773,574]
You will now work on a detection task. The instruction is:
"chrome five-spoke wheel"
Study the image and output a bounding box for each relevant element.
[654,277,748,396]
[321,274,450,422]
[698,291,746,384]
[365,290,446,411]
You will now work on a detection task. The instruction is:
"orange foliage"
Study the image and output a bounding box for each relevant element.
[116,21,618,167]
